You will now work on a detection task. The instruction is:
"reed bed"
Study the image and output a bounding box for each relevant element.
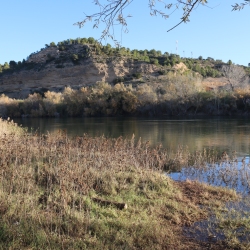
[0,118,244,249]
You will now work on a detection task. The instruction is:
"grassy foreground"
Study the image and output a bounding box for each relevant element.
[0,118,247,249]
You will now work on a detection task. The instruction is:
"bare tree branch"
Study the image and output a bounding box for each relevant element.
[221,64,248,91]
[232,0,250,11]
[74,1,249,44]
[167,0,200,32]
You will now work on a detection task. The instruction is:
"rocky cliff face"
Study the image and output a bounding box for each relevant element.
[0,44,249,98]
[0,44,160,98]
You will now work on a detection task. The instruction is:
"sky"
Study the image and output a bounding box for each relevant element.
[0,1,249,66]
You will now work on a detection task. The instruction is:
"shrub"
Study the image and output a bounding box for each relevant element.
[113,77,124,84]
[46,54,55,63]
[150,58,159,65]
[132,72,142,79]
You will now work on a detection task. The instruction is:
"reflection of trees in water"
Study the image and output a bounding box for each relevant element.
[14,117,250,154]
[171,158,250,194]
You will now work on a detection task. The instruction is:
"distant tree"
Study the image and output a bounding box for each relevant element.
[198,56,203,60]
[205,67,218,77]
[76,38,81,44]
[169,57,178,67]
[9,60,17,69]
[80,38,88,44]
[184,60,193,69]
[102,43,113,55]
[3,62,9,70]
[131,49,139,59]
[156,50,162,56]
[143,50,148,57]
[228,59,232,65]
[221,64,248,91]
[50,42,56,47]
[17,61,22,68]
[132,72,142,79]
[248,63,250,67]
[200,67,206,77]
[150,58,159,65]
[106,43,112,49]
[71,54,79,61]
[193,64,201,73]
[149,49,157,57]
[87,37,96,44]
[207,57,214,61]
[58,45,66,51]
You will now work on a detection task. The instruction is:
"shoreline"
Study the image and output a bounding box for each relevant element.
[0,118,249,249]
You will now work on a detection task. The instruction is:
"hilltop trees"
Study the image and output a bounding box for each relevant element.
[0,36,247,84]
[0,36,235,78]
[0,59,27,74]
[50,42,56,47]
[3,62,10,70]
[9,61,18,69]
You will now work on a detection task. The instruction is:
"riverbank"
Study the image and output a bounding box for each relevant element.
[1,81,250,118]
[0,118,249,249]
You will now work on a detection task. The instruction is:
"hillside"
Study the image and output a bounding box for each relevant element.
[0,41,162,98]
[0,37,249,99]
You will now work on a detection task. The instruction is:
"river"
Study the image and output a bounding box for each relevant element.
[14,116,250,157]
[14,116,250,243]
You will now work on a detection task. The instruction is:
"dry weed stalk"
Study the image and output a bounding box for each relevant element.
[0,118,242,249]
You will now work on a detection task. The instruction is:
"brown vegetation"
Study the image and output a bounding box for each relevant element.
[0,119,245,249]
[1,70,250,118]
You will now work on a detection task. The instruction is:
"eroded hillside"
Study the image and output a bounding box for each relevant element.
[0,44,161,98]
[0,38,249,99]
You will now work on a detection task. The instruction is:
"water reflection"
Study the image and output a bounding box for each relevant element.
[14,116,250,245]
[169,157,250,195]
[14,117,250,156]
[169,155,250,244]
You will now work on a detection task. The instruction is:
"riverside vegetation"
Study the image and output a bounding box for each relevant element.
[2,81,250,118]
[1,37,250,118]
[1,118,250,249]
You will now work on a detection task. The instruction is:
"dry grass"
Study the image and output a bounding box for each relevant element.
[0,117,25,136]
[0,118,243,249]
[172,153,250,249]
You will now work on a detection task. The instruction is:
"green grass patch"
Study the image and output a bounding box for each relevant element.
[0,119,248,249]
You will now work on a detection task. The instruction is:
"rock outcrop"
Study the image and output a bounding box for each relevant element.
[0,44,249,98]
[0,45,162,98]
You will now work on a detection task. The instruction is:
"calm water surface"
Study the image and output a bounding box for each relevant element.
[14,116,250,193]
[14,117,250,157]
[13,117,250,242]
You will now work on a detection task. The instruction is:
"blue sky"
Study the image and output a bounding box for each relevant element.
[0,1,249,66]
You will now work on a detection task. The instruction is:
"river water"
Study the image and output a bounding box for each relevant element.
[14,116,250,191]
[14,116,250,242]
[14,116,250,157]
